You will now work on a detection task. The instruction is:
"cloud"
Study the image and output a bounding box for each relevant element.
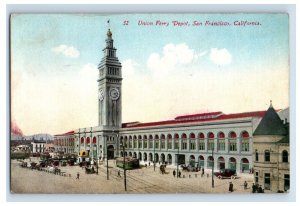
[147,43,196,73]
[51,44,80,58]
[209,48,232,66]
[122,59,138,78]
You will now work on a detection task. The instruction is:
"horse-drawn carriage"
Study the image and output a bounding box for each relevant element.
[79,161,91,167]
[181,164,197,172]
[30,162,42,170]
[85,166,96,174]
[159,165,167,174]
[20,161,27,168]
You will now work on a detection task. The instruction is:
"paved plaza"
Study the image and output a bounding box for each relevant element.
[11,158,254,194]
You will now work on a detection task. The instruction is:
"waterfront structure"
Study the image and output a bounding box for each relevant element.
[53,29,289,174]
[253,104,289,192]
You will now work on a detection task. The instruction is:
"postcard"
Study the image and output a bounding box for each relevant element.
[10,13,289,194]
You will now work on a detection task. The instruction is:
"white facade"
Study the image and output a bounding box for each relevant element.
[31,141,46,153]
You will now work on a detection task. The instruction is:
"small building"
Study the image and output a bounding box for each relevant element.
[253,103,289,192]
[31,140,46,153]
[15,144,31,152]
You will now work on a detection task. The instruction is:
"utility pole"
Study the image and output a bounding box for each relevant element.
[212,147,214,188]
[106,136,109,180]
[177,142,179,178]
[154,139,156,171]
[122,141,127,191]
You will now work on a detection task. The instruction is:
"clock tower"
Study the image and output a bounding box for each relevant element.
[98,29,122,128]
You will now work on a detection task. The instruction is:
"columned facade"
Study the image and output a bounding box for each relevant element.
[119,115,260,173]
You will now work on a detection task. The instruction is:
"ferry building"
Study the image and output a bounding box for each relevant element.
[54,29,288,173]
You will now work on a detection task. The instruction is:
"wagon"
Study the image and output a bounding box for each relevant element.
[214,169,237,179]
[85,167,95,174]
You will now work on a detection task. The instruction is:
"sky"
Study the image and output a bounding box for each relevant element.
[10,13,289,136]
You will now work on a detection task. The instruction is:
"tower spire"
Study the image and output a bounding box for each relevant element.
[107,19,110,29]
[106,19,112,39]
[270,100,273,108]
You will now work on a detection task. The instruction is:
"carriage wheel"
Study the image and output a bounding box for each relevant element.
[231,175,235,180]
[218,175,222,179]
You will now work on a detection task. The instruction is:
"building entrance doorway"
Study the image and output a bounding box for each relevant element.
[107,145,114,160]
[176,154,185,165]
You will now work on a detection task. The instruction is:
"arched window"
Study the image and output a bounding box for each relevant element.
[86,137,90,144]
[181,133,187,150]
[282,150,288,163]
[189,133,196,150]
[241,131,250,138]
[198,133,205,139]
[218,132,225,138]
[208,132,214,139]
[92,137,96,144]
[264,150,270,162]
[255,150,259,161]
[81,137,84,144]
[229,131,237,138]
[218,132,225,151]
[160,134,165,149]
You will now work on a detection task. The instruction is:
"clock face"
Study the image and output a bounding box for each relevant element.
[109,88,120,100]
[99,89,104,101]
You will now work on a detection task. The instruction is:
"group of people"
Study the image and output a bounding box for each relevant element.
[252,183,264,193]
[172,170,181,177]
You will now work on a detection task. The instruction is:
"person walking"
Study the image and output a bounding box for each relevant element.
[76,172,80,180]
[178,171,181,178]
[252,183,256,193]
[244,181,248,190]
[229,182,233,192]
[173,170,176,177]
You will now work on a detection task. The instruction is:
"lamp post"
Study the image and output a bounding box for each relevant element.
[177,142,179,178]
[120,139,127,191]
[154,139,156,171]
[211,147,214,188]
[96,157,98,175]
[106,136,109,180]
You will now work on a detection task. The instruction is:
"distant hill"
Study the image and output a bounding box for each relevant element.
[10,133,54,142]
[10,120,54,142]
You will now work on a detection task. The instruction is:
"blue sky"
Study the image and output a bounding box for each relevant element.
[11,13,289,135]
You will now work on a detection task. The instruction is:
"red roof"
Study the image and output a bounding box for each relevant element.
[54,130,75,136]
[175,111,223,120]
[122,110,267,129]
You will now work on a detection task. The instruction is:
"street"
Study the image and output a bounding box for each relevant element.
[11,159,254,194]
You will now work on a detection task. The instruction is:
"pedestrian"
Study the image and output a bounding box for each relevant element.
[242,167,245,173]
[118,170,121,177]
[229,182,233,192]
[202,168,204,176]
[252,183,255,193]
[173,170,176,177]
[258,185,263,193]
[148,161,150,166]
[244,181,248,189]
[76,172,80,180]
[178,171,181,178]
